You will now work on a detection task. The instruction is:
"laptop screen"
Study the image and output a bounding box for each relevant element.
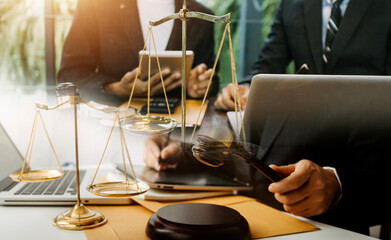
[0,124,22,177]
[243,74,391,144]
[0,123,23,190]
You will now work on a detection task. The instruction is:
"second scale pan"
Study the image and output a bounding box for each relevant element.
[121,115,177,135]
[87,181,150,197]
[9,169,64,182]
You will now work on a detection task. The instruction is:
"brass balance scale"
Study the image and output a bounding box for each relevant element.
[8,0,247,231]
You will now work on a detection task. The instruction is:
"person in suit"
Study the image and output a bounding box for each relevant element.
[149,0,391,234]
[242,84,391,234]
[58,0,218,103]
[214,0,391,110]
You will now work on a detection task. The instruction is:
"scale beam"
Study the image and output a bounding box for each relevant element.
[187,12,231,23]
[149,11,230,27]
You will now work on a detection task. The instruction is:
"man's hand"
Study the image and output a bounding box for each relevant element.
[187,63,214,98]
[143,135,182,171]
[214,83,250,111]
[268,160,342,217]
[103,67,181,99]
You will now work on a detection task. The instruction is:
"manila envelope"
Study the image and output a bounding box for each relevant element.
[84,195,319,239]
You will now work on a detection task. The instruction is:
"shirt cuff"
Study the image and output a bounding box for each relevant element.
[323,166,343,207]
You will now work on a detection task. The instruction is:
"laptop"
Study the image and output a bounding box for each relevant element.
[0,123,132,205]
[239,74,391,140]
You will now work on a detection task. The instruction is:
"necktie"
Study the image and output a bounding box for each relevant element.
[323,0,343,65]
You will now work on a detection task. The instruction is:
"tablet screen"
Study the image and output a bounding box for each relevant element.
[138,50,194,81]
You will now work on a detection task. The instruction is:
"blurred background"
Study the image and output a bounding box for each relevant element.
[0,0,281,90]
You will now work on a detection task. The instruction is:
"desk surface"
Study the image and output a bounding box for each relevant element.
[0,204,376,240]
[0,87,377,240]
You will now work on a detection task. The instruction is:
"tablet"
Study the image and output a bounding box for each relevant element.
[116,157,252,192]
[138,50,194,81]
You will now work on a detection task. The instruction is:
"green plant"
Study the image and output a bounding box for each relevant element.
[198,0,240,90]
[0,0,75,87]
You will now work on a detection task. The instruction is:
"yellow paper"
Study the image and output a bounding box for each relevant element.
[131,195,252,212]
[227,200,319,238]
[84,195,319,240]
[84,205,152,240]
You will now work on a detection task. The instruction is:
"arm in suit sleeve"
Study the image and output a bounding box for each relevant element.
[317,124,391,232]
[241,0,293,83]
[58,0,117,94]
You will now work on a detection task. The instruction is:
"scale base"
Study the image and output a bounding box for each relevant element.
[53,204,107,230]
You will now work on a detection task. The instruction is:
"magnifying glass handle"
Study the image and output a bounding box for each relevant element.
[248,157,284,182]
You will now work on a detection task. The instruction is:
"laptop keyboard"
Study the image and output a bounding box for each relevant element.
[9,170,86,196]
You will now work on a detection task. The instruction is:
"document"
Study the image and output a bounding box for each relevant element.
[84,195,319,239]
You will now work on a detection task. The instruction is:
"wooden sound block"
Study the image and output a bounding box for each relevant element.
[146,203,250,240]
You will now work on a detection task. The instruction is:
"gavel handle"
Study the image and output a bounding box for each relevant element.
[247,157,284,182]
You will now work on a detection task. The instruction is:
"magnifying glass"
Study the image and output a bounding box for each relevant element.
[192,135,284,182]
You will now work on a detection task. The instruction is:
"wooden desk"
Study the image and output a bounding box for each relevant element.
[197,97,234,140]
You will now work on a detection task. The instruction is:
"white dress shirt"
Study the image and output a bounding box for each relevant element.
[322,0,350,48]
[137,0,175,50]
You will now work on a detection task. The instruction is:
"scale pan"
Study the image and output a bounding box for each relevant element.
[121,115,177,135]
[9,169,64,182]
[87,181,150,197]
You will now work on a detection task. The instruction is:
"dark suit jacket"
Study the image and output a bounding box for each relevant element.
[244,0,391,80]
[244,113,391,234]
[58,0,218,103]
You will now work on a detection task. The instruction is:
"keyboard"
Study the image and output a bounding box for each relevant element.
[8,170,86,196]
[140,97,180,115]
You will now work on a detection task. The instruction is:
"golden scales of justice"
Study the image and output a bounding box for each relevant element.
[9,83,149,230]
[8,0,247,231]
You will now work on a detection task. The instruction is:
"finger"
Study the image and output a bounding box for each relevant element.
[191,82,208,96]
[283,198,311,216]
[150,68,171,85]
[269,164,296,177]
[269,163,311,193]
[213,95,224,109]
[165,71,181,85]
[122,68,139,85]
[197,78,210,89]
[214,95,230,111]
[283,194,324,217]
[220,86,236,110]
[196,63,207,74]
[274,187,309,206]
[149,82,164,96]
[153,75,181,95]
[145,137,162,158]
[199,69,213,81]
[165,79,182,92]
[161,141,181,160]
[239,86,250,109]
[144,150,158,169]
[149,72,180,95]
